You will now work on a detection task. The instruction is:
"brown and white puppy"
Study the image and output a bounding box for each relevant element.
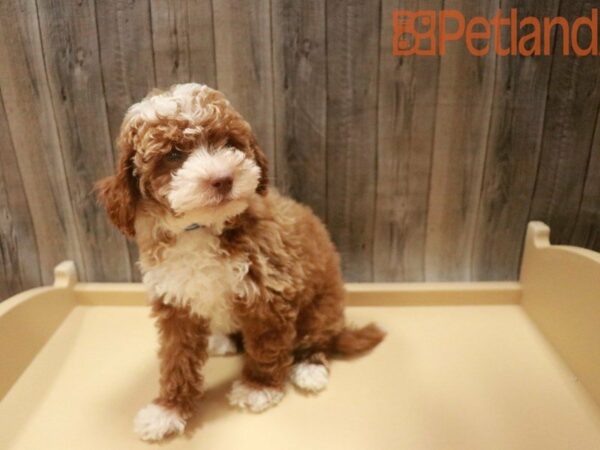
[96,83,384,441]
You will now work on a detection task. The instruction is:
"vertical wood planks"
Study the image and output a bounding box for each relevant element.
[36,0,132,281]
[96,0,156,280]
[271,0,327,219]
[571,107,600,251]
[530,0,600,245]
[96,0,156,144]
[471,0,560,280]
[1,0,600,294]
[326,0,380,281]
[150,0,217,87]
[425,0,499,281]
[0,0,84,284]
[0,90,41,299]
[212,0,275,176]
[373,0,441,281]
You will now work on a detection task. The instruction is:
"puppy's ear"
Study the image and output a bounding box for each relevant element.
[96,127,139,238]
[249,135,269,195]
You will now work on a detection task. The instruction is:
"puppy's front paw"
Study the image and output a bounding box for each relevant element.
[133,403,185,441]
[208,333,238,356]
[290,362,329,392]
[227,380,284,413]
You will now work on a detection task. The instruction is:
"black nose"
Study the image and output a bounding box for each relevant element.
[211,176,233,195]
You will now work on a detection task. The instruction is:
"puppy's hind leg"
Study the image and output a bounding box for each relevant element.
[290,351,330,393]
[290,285,345,393]
[228,300,295,413]
[208,332,239,356]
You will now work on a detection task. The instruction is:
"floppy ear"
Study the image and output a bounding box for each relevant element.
[249,135,269,195]
[96,129,139,238]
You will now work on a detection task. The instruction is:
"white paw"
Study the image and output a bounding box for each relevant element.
[208,333,237,356]
[290,363,329,392]
[227,380,284,413]
[133,403,185,441]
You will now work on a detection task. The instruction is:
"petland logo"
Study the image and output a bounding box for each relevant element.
[393,9,599,56]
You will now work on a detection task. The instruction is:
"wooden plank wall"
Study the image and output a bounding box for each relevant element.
[1,0,599,298]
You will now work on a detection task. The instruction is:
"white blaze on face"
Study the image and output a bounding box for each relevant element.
[167,146,260,213]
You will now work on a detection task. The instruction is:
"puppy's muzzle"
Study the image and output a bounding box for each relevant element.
[211,176,233,196]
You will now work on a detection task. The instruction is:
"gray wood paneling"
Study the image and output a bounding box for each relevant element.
[529,0,600,245]
[0,89,41,299]
[326,0,380,281]
[96,0,156,143]
[0,0,84,287]
[425,0,499,281]
[272,0,327,220]
[471,0,560,281]
[213,0,275,173]
[150,0,217,87]
[1,0,600,298]
[571,110,600,250]
[96,0,156,281]
[374,0,441,282]
[36,0,133,281]
[571,111,600,250]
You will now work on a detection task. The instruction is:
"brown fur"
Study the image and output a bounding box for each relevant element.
[96,131,139,237]
[221,194,384,387]
[96,85,268,236]
[96,84,384,427]
[331,323,386,356]
[152,302,209,419]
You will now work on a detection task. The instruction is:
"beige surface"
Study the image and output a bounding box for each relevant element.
[1,303,600,450]
[1,221,600,449]
[71,281,522,307]
[521,221,600,407]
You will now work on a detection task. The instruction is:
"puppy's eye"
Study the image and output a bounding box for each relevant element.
[165,148,184,162]
[225,138,238,149]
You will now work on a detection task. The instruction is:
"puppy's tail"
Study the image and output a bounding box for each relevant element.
[331,323,385,356]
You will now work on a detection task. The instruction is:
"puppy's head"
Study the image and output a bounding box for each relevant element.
[96,83,268,237]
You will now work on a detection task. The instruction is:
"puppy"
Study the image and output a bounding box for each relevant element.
[96,83,384,441]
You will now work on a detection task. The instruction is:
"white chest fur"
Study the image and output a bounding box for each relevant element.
[141,228,249,334]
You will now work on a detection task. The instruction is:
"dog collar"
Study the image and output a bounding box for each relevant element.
[184,223,204,232]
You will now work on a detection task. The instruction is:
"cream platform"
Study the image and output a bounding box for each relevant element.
[1,222,599,449]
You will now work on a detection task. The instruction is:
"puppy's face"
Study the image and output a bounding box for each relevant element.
[97,84,268,237]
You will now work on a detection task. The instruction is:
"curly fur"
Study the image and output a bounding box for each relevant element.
[96,83,384,441]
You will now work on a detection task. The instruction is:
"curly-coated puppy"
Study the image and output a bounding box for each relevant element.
[96,83,384,441]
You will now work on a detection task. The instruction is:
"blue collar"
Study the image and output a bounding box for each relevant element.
[184,223,204,232]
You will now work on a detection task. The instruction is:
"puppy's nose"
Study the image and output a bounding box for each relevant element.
[211,176,233,195]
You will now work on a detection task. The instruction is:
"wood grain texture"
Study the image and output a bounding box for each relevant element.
[0,0,84,284]
[326,0,380,281]
[2,0,600,296]
[529,0,600,246]
[471,0,560,281]
[150,0,217,87]
[36,0,132,281]
[212,0,275,176]
[0,89,41,300]
[571,105,600,251]
[96,0,156,144]
[373,0,441,282]
[96,0,156,281]
[271,0,327,219]
[425,0,499,281]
